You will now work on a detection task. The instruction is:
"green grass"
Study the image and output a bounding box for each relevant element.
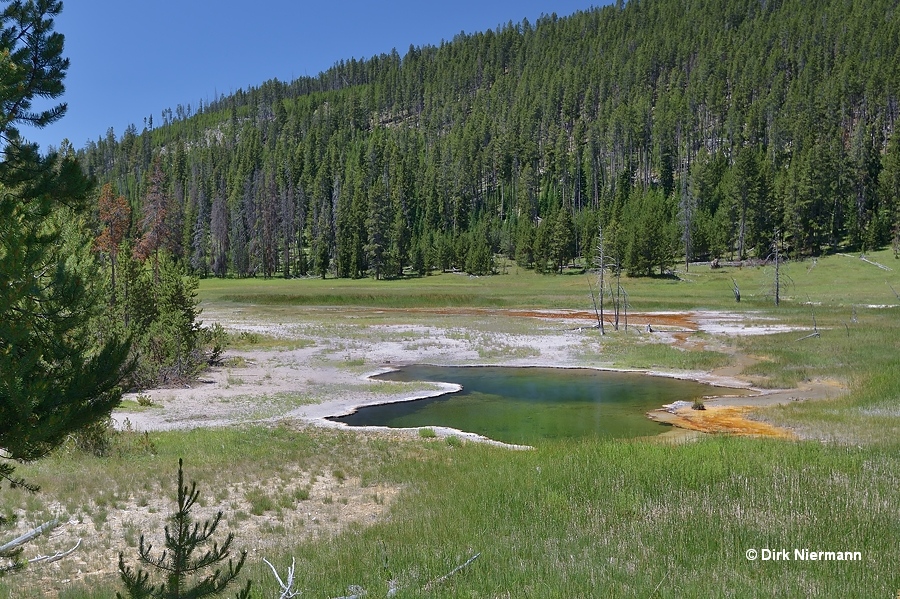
[734,309,895,386]
[4,250,900,597]
[198,249,900,312]
[245,486,277,516]
[116,398,162,412]
[592,335,733,371]
[199,268,625,311]
[266,437,900,598]
[8,430,899,598]
[225,330,316,351]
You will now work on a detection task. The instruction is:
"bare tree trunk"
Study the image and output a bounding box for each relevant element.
[595,223,605,335]
[614,265,621,331]
[774,232,780,306]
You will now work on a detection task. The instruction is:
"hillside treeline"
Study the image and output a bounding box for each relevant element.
[79,0,900,279]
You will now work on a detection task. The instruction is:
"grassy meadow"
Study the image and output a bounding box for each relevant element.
[3,250,900,597]
[199,250,900,314]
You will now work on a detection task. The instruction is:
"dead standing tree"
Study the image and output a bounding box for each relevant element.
[592,222,626,333]
[588,278,603,331]
[774,235,781,306]
[594,222,606,334]
[766,230,792,306]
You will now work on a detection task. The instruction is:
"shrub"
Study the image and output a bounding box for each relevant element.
[102,253,227,390]
[69,417,116,457]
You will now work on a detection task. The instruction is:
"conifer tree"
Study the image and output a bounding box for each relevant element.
[364,173,390,279]
[67,0,900,276]
[95,183,132,306]
[551,207,576,272]
[1,0,130,466]
[135,159,171,284]
[117,459,251,599]
[879,132,900,256]
[210,194,229,278]
[2,0,131,572]
[465,225,494,275]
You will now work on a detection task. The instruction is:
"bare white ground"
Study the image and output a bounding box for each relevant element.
[113,308,824,434]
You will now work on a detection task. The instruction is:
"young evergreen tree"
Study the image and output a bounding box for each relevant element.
[117,459,251,599]
[532,219,552,273]
[514,218,535,268]
[410,234,426,276]
[388,198,410,277]
[625,189,674,276]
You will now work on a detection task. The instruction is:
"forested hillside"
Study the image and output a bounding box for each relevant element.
[79,0,900,279]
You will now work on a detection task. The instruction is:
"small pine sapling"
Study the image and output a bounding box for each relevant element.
[117,459,251,599]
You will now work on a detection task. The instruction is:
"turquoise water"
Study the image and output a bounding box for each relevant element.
[330,365,727,444]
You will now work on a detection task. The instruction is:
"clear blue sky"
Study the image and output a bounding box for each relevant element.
[24,1,607,152]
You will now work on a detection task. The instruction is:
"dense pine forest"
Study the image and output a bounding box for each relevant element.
[79,0,900,280]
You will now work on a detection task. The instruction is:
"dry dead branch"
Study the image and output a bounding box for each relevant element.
[731,278,741,302]
[332,585,366,599]
[28,538,81,565]
[838,252,893,271]
[0,519,59,556]
[270,552,481,598]
[587,279,603,332]
[263,557,301,599]
[423,553,481,591]
[650,569,670,596]
[0,519,82,574]
[796,314,820,341]
[860,255,892,271]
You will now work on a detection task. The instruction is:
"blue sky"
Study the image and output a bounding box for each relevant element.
[25,1,607,152]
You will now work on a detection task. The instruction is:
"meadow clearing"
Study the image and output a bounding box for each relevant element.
[2,250,900,597]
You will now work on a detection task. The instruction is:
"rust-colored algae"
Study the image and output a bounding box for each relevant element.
[398,307,699,329]
[649,405,796,439]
